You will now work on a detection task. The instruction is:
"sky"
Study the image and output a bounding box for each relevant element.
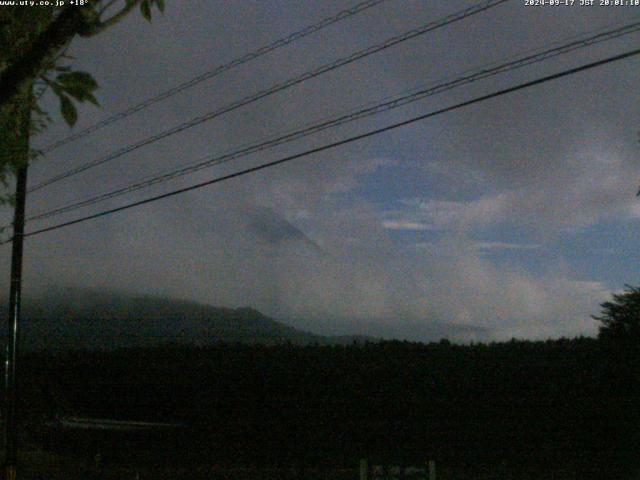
[1,0,639,343]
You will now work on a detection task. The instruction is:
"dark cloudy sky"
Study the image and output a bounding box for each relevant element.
[2,0,639,342]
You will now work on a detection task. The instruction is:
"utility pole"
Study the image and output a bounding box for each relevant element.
[4,86,31,480]
[4,165,27,480]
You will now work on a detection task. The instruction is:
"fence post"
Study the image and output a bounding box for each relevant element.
[428,460,436,480]
[359,458,368,480]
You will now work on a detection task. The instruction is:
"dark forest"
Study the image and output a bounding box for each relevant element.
[17,336,640,479]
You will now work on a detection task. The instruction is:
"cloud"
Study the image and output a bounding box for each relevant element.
[3,0,635,345]
[13,186,610,343]
[13,136,621,344]
[381,220,433,231]
[475,241,541,250]
[382,195,509,232]
[413,237,610,340]
[392,139,639,238]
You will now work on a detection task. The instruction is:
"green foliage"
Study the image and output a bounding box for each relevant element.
[0,8,52,180]
[141,0,165,21]
[141,0,152,20]
[0,0,166,189]
[0,8,53,67]
[44,69,100,126]
[58,93,78,127]
[593,284,640,343]
[56,71,99,103]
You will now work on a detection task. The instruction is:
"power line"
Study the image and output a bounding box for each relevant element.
[28,0,510,193]
[7,46,639,244]
[35,0,388,155]
[27,20,640,221]
[23,20,640,223]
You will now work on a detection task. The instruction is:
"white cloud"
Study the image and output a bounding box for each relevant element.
[475,241,541,250]
[9,3,635,345]
[382,220,433,231]
[392,140,639,239]
[415,237,610,340]
[389,194,509,232]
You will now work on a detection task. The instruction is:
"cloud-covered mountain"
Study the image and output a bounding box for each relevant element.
[3,1,632,342]
[13,289,372,351]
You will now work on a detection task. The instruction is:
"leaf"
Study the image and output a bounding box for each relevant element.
[55,71,100,106]
[84,92,100,107]
[59,84,95,103]
[141,0,152,21]
[59,94,77,127]
[56,71,98,91]
[155,0,165,13]
[59,85,88,102]
[50,82,63,97]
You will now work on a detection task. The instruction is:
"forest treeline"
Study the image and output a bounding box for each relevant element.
[17,336,640,479]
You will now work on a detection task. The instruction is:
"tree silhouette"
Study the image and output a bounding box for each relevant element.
[0,0,165,194]
[593,284,640,344]
[0,4,166,474]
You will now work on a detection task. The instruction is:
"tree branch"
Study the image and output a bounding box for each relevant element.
[0,7,88,111]
[80,0,141,37]
[98,0,120,16]
[0,1,143,110]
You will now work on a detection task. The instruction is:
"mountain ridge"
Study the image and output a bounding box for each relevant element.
[6,288,377,350]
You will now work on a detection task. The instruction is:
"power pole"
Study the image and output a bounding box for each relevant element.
[4,165,27,480]
[3,86,31,480]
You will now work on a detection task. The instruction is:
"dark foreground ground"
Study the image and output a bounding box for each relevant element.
[6,338,640,479]
[4,443,636,480]
[2,443,357,480]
